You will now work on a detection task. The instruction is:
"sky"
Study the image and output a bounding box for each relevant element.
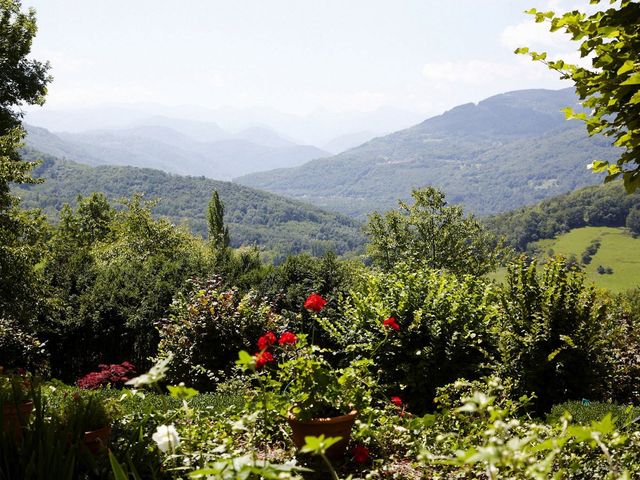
[22,0,582,119]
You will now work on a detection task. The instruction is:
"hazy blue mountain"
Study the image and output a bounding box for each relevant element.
[24,104,424,148]
[322,130,383,154]
[15,151,364,260]
[236,88,618,219]
[129,115,229,143]
[25,124,329,180]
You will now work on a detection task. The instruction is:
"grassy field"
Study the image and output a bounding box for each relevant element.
[491,227,640,293]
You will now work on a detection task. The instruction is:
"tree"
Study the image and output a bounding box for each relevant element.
[626,207,640,234]
[0,0,50,324]
[364,187,502,276]
[517,1,640,192]
[207,190,230,253]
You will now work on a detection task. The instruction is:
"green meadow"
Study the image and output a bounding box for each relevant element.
[492,227,640,293]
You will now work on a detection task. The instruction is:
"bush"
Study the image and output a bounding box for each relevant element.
[0,317,49,375]
[326,263,500,413]
[497,257,610,413]
[156,277,280,390]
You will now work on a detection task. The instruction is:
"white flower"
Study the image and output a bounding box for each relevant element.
[152,424,180,453]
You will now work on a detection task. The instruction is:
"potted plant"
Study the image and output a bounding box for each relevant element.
[56,390,118,455]
[0,369,34,440]
[239,331,373,458]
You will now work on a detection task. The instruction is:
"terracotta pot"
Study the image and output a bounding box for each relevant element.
[287,410,357,459]
[83,424,111,455]
[1,400,33,441]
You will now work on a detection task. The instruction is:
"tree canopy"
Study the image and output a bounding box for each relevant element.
[517,0,640,192]
[364,187,501,276]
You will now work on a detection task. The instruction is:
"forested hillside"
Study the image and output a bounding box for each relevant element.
[237,88,618,218]
[14,150,364,259]
[485,182,640,251]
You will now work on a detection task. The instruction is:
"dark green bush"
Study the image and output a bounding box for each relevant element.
[156,277,279,390]
[497,257,610,413]
[327,263,500,413]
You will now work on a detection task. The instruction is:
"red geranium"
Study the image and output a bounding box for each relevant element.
[304,293,327,312]
[278,332,298,345]
[257,331,277,350]
[390,396,403,407]
[383,317,400,331]
[352,445,369,463]
[254,351,274,369]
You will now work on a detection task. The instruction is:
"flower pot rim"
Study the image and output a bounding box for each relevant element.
[2,399,34,406]
[84,424,111,437]
[287,409,357,424]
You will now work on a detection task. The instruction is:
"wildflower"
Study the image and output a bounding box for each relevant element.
[257,332,277,350]
[255,351,274,369]
[390,396,403,407]
[278,332,298,345]
[152,424,181,453]
[304,293,327,312]
[352,445,369,463]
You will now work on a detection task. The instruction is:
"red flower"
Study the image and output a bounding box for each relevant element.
[383,317,400,331]
[304,294,327,312]
[254,351,274,369]
[278,332,298,345]
[390,396,403,407]
[257,331,277,350]
[352,445,369,463]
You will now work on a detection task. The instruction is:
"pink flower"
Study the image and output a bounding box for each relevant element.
[304,294,327,312]
[257,332,277,350]
[278,332,298,345]
[383,317,400,331]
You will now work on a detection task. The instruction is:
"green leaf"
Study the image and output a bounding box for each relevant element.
[109,451,129,480]
[236,350,256,371]
[620,73,640,85]
[167,384,199,400]
[617,60,635,75]
[588,160,609,172]
[300,434,342,455]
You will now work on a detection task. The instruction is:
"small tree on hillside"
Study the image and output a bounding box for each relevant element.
[207,190,230,264]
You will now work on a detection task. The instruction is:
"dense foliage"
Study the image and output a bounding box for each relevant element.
[365,187,501,276]
[518,0,640,192]
[14,153,365,260]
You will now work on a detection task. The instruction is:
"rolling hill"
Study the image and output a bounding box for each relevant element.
[236,88,619,219]
[14,150,364,260]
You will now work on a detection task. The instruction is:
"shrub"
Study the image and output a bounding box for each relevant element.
[156,277,280,390]
[497,257,610,413]
[325,263,500,413]
[76,362,136,389]
[0,317,49,376]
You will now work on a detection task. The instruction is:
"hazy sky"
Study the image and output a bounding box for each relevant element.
[23,0,581,117]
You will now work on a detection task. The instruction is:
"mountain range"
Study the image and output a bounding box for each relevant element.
[236,88,619,219]
[25,122,329,180]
